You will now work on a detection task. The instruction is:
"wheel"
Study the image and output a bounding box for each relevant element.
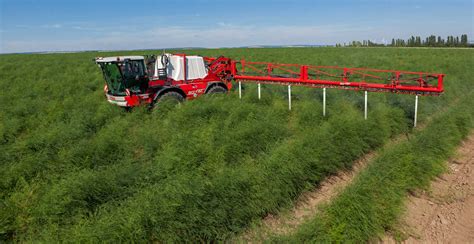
[158,91,184,103]
[206,85,227,95]
[151,91,184,110]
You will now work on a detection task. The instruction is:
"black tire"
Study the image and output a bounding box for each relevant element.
[151,91,184,110]
[206,85,227,95]
[158,91,184,103]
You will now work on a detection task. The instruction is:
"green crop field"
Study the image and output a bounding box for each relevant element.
[0,47,473,242]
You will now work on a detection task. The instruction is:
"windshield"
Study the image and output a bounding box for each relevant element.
[100,62,125,95]
[99,60,147,95]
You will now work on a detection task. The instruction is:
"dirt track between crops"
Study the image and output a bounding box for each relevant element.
[258,151,375,236]
[239,134,407,242]
[383,133,474,243]
[239,130,474,243]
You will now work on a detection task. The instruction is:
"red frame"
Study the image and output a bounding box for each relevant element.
[231,60,444,95]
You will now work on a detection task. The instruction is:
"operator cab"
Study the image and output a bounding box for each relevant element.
[95,56,149,95]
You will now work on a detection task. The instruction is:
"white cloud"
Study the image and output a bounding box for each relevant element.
[72,25,105,31]
[217,22,232,27]
[40,24,63,29]
[15,25,31,29]
[0,24,374,53]
[143,24,374,48]
[5,21,472,53]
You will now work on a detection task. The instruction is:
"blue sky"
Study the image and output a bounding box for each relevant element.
[0,0,473,53]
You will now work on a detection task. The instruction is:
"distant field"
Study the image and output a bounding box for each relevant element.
[0,47,472,242]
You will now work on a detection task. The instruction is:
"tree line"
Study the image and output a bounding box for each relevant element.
[336,34,471,47]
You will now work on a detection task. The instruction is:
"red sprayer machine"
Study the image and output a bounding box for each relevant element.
[95,53,443,126]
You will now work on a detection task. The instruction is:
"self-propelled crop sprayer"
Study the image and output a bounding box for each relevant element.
[95,53,444,125]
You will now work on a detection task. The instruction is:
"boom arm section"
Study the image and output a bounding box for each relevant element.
[227,60,444,96]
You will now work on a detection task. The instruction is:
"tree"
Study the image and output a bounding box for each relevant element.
[343,34,470,49]
[437,36,444,46]
[415,36,421,46]
[447,36,453,47]
[408,36,415,47]
[427,35,436,47]
[461,34,468,47]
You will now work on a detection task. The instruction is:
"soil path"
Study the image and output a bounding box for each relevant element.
[238,135,407,242]
[383,133,474,243]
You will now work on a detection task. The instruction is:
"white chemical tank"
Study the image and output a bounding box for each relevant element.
[155,54,208,81]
